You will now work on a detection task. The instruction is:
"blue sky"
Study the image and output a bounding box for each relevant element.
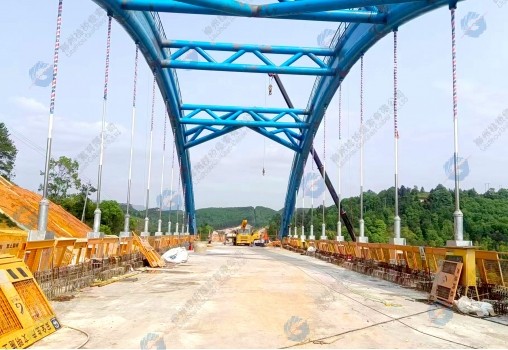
[1,0,506,211]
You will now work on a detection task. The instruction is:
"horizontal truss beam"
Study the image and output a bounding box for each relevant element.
[162,40,334,56]
[181,104,308,114]
[161,59,333,75]
[120,0,387,23]
[179,119,308,128]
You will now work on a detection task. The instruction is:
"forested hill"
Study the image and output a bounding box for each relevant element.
[194,206,278,229]
[266,185,508,251]
[121,205,279,232]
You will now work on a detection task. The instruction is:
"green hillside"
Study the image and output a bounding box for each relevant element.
[121,205,278,233]
[266,185,508,251]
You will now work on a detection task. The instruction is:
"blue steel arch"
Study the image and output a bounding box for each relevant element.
[89,0,459,236]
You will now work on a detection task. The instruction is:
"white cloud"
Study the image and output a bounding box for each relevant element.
[11,96,47,115]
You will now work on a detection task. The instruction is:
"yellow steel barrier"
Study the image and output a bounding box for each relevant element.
[476,250,506,287]
[70,240,88,265]
[285,237,507,289]
[0,254,61,349]
[118,236,133,256]
[18,240,55,273]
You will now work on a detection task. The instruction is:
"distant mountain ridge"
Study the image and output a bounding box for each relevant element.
[119,204,279,231]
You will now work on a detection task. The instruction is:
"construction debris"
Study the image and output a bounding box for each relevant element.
[132,234,166,268]
[455,296,496,317]
[162,247,189,264]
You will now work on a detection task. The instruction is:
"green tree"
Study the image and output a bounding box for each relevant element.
[39,156,81,202]
[198,223,214,240]
[0,123,18,180]
[100,200,125,235]
[267,213,282,240]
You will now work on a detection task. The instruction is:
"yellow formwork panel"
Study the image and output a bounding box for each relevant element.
[132,235,165,268]
[0,231,27,257]
[0,254,60,349]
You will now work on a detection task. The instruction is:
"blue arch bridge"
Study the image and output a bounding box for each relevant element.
[37,0,467,242]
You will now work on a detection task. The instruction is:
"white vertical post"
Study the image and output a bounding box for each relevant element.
[337,86,344,242]
[36,0,63,242]
[142,74,157,237]
[121,45,139,238]
[91,15,113,239]
[358,55,368,243]
[391,30,405,245]
[447,6,470,247]
[301,174,306,242]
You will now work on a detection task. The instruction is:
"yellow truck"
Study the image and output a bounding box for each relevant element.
[234,220,263,246]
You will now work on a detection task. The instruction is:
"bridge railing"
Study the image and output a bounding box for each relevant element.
[14,235,193,273]
[282,237,508,289]
[8,234,194,300]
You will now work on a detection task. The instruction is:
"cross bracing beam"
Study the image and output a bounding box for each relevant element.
[161,58,334,75]
[181,104,309,115]
[120,0,387,23]
[162,40,335,56]
[181,105,308,151]
[180,119,308,128]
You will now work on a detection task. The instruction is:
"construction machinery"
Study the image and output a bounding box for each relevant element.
[231,220,268,246]
[235,219,252,246]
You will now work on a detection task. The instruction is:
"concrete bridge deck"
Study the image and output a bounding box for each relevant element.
[34,245,507,349]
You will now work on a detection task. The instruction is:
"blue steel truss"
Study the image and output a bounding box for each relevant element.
[91,0,460,236]
[181,105,309,151]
